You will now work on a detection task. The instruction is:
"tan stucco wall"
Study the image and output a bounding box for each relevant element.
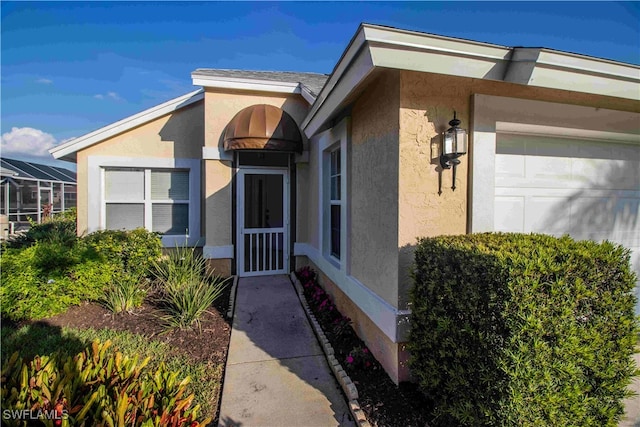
[75,101,204,236]
[350,71,401,308]
[397,70,640,306]
[203,89,310,259]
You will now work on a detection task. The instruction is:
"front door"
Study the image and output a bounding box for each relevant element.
[237,169,289,277]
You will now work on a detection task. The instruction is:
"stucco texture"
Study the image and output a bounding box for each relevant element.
[202,89,309,251]
[75,101,204,236]
[396,70,640,307]
[350,71,401,308]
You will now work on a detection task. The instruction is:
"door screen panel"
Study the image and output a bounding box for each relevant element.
[239,171,287,276]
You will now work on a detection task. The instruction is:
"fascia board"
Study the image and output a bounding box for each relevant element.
[50,89,204,161]
[303,23,640,137]
[303,24,511,136]
[536,49,640,81]
[299,85,317,104]
[191,74,300,94]
[303,46,374,137]
[527,50,640,101]
[364,25,511,63]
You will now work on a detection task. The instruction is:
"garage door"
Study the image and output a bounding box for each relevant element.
[494,133,640,290]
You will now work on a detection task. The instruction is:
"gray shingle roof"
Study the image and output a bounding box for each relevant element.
[193,69,329,97]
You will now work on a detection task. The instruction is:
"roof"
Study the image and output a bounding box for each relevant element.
[1,158,76,183]
[50,89,204,162]
[193,69,328,97]
[192,69,329,104]
[52,23,639,162]
[302,23,640,136]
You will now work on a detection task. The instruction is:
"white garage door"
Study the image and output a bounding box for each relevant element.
[494,133,640,288]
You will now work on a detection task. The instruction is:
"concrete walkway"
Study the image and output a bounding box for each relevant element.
[218,275,355,427]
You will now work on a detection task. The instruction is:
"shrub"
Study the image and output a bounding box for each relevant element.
[154,243,229,330]
[82,228,162,278]
[1,245,78,320]
[0,243,112,320]
[101,273,148,314]
[4,214,77,249]
[67,259,119,301]
[1,339,211,426]
[409,233,638,427]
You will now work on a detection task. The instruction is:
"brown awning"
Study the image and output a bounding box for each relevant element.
[223,104,303,152]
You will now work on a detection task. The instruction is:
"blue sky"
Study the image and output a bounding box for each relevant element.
[2,1,639,169]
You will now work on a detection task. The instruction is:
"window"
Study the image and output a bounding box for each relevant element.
[329,148,341,259]
[104,168,189,235]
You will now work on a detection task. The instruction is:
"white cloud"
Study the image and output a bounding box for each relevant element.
[36,78,53,84]
[1,127,57,157]
[94,92,121,101]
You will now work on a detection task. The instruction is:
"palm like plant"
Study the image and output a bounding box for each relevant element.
[153,244,229,330]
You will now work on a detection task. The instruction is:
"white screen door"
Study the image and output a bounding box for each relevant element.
[237,169,289,277]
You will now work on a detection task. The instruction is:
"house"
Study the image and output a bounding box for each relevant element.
[50,23,640,384]
[1,157,77,236]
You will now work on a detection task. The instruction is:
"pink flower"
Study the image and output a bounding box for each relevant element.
[346,355,354,364]
[363,348,369,354]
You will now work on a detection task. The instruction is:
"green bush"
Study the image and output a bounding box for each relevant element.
[1,339,211,426]
[83,228,162,278]
[154,244,229,330]
[4,214,77,249]
[0,243,114,320]
[409,233,638,427]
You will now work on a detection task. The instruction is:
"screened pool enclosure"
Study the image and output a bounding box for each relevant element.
[1,158,77,235]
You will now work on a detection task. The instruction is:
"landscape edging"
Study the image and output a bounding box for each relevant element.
[226,275,239,319]
[289,272,371,427]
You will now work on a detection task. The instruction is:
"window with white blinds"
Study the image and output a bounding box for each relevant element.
[104,168,189,235]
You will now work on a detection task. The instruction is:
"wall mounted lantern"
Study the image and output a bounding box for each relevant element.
[439,111,468,191]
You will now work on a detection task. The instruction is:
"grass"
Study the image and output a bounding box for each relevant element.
[1,322,223,420]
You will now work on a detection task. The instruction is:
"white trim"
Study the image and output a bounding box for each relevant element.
[236,168,289,277]
[87,155,201,247]
[295,242,411,343]
[202,146,233,161]
[304,23,639,138]
[316,117,350,271]
[192,75,299,93]
[495,122,640,145]
[203,245,234,259]
[471,94,640,233]
[191,73,317,105]
[50,90,204,162]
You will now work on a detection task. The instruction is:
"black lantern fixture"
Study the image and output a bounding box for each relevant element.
[439,111,468,191]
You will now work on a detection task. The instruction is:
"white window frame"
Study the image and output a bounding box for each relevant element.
[103,168,190,236]
[329,147,342,260]
[87,156,201,247]
[319,117,349,270]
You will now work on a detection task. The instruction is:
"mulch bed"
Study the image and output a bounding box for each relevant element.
[8,273,431,426]
[34,285,232,366]
[296,269,431,427]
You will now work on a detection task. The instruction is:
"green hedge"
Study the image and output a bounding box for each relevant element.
[1,227,161,321]
[409,233,638,427]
